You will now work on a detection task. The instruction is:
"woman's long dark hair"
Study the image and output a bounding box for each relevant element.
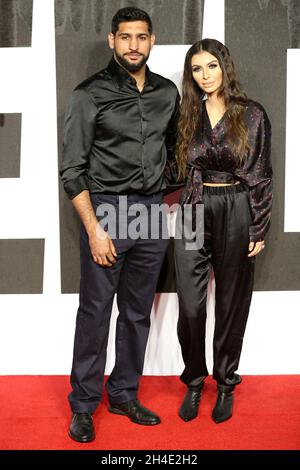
[176,38,250,179]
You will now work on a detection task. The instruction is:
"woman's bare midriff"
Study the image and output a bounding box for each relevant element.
[203,181,241,187]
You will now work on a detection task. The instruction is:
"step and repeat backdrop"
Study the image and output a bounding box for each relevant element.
[0,0,299,374]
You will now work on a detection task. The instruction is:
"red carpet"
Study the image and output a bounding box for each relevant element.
[0,376,299,450]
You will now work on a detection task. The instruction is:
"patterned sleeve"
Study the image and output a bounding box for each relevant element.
[235,104,273,243]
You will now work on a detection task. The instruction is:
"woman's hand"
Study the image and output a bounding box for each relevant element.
[248,240,265,257]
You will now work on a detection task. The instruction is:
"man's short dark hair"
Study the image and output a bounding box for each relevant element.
[111,7,153,35]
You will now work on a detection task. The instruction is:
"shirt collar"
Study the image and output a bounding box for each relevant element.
[107,56,154,89]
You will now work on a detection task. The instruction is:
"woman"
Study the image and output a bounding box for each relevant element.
[174,39,272,424]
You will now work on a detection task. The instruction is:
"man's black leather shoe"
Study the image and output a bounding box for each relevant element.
[109,399,161,425]
[179,382,204,422]
[212,386,234,424]
[69,412,95,442]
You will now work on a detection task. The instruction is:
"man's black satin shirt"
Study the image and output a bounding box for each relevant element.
[60,57,180,199]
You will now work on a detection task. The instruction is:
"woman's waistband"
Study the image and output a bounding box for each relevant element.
[203,183,246,196]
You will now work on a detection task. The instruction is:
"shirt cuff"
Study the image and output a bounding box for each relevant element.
[63,175,89,200]
[249,225,267,243]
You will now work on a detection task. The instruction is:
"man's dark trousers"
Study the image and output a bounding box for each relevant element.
[68,192,169,413]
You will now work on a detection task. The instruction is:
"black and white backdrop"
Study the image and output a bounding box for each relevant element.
[0,0,299,374]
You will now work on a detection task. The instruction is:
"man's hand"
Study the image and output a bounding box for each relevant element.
[71,190,117,267]
[89,225,117,267]
[248,240,265,257]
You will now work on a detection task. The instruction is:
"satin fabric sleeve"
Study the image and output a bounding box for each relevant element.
[163,92,185,193]
[235,106,273,243]
[60,88,98,199]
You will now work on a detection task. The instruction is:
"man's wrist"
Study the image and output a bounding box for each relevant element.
[87,221,108,241]
[86,218,99,237]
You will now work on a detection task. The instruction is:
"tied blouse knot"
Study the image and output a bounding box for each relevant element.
[180,100,273,243]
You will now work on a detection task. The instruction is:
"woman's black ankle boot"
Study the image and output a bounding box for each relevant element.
[179,382,204,422]
[212,384,234,424]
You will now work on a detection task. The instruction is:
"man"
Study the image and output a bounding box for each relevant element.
[60,7,180,443]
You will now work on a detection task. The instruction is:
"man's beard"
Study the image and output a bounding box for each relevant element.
[115,51,149,73]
